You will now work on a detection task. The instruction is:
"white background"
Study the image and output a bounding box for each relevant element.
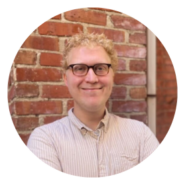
[0,0,184,184]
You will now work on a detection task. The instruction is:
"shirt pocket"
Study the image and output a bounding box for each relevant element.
[110,151,139,175]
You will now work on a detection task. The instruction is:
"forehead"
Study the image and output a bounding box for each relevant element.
[67,45,111,65]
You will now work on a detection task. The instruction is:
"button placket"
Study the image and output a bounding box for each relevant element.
[96,129,106,177]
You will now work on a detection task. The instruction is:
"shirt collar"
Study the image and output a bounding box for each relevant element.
[68,108,110,134]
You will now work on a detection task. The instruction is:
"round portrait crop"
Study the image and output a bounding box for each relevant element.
[8,7,177,177]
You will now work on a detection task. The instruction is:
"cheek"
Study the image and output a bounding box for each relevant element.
[67,78,83,90]
[102,79,114,92]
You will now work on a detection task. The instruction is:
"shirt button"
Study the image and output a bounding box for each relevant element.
[94,130,99,136]
[81,128,87,135]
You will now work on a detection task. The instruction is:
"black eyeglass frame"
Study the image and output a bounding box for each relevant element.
[66,63,112,76]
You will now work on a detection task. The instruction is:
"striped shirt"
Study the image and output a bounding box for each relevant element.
[27,108,159,177]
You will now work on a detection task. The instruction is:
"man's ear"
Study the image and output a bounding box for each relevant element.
[63,72,68,87]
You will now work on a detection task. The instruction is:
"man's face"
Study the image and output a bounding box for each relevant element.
[63,45,114,112]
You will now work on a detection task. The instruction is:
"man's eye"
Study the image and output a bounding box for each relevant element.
[97,67,103,70]
[77,67,83,71]
[96,65,106,71]
[74,65,86,71]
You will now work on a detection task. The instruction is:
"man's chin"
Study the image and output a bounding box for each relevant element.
[82,102,106,112]
[74,98,107,112]
[88,104,106,112]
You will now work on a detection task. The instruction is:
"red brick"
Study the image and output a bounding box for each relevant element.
[156,118,171,142]
[157,98,177,110]
[157,80,164,88]
[16,84,39,97]
[38,22,83,36]
[157,42,168,49]
[11,117,17,127]
[114,45,146,58]
[42,85,71,98]
[64,9,107,26]
[156,135,163,143]
[157,72,176,81]
[129,33,146,44]
[117,59,126,71]
[157,111,167,120]
[21,36,59,51]
[114,73,146,85]
[44,116,64,124]
[157,38,165,49]
[40,53,63,67]
[157,80,177,88]
[157,96,177,105]
[89,8,122,13]
[130,114,147,124]
[14,50,37,65]
[111,15,146,31]
[19,133,31,145]
[87,27,125,42]
[157,57,172,65]
[9,102,15,115]
[157,63,175,73]
[164,95,176,102]
[51,14,61,20]
[157,48,169,57]
[169,80,178,88]
[157,39,171,63]
[129,87,147,99]
[15,101,63,115]
[67,100,74,111]
[129,60,146,71]
[157,125,171,137]
[16,68,62,82]
[110,86,126,99]
[156,96,166,104]
[8,68,14,88]
[156,132,168,143]
[157,114,175,126]
[112,101,147,113]
[14,117,39,131]
[166,96,177,104]
[166,111,176,121]
[8,85,16,102]
[157,88,177,96]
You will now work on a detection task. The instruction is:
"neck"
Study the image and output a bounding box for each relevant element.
[73,104,105,131]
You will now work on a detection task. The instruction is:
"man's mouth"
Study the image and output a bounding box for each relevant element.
[82,87,102,90]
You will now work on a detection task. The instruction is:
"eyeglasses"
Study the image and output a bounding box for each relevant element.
[66,63,112,76]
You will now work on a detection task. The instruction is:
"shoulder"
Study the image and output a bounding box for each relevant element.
[110,113,147,131]
[29,116,70,141]
[109,113,159,145]
[108,113,157,140]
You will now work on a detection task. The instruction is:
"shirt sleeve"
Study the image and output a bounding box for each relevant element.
[27,127,62,171]
[140,125,159,162]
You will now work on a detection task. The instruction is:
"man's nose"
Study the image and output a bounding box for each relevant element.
[85,68,98,83]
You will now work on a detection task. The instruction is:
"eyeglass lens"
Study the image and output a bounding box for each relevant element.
[72,64,110,76]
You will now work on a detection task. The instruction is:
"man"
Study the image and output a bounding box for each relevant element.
[27,32,159,177]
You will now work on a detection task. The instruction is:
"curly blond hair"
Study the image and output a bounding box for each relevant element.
[62,32,118,72]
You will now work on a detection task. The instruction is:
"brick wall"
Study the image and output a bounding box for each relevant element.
[8,8,148,144]
[156,39,177,143]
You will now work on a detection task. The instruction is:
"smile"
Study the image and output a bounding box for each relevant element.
[82,87,102,90]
